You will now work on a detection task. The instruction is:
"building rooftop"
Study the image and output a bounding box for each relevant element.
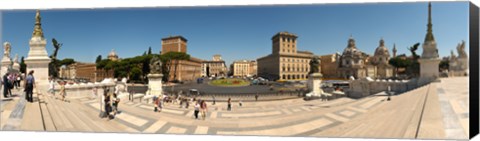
[161,35,188,42]
[271,31,298,40]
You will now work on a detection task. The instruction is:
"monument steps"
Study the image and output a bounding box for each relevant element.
[41,95,129,132]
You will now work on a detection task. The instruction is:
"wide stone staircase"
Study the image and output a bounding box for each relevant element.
[2,83,458,139]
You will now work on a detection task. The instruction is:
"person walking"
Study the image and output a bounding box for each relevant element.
[24,71,35,102]
[59,81,66,102]
[194,101,200,119]
[48,76,55,96]
[255,93,259,101]
[227,97,232,111]
[3,73,9,98]
[15,74,21,89]
[7,73,14,97]
[212,95,216,105]
[200,100,207,120]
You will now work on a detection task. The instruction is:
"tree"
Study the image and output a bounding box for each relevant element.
[439,59,449,71]
[95,55,102,63]
[160,52,190,82]
[129,67,142,82]
[60,58,75,66]
[20,56,26,73]
[228,63,234,76]
[389,57,412,75]
[148,46,152,55]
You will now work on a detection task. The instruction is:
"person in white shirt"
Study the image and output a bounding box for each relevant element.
[48,76,55,96]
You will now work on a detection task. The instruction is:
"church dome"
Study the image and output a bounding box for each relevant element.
[342,36,364,58]
[108,49,118,57]
[374,39,390,57]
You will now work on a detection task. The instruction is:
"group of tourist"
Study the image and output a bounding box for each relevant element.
[193,100,208,120]
[2,72,23,98]
[101,86,121,120]
[48,76,68,102]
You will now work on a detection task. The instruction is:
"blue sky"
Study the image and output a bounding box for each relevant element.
[0,2,470,66]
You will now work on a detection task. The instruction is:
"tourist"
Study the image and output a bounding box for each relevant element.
[60,81,67,102]
[227,97,232,111]
[194,101,200,119]
[15,74,21,89]
[255,93,259,101]
[185,98,190,109]
[24,71,35,102]
[13,74,18,89]
[48,76,55,96]
[3,73,9,98]
[179,97,184,108]
[112,92,119,114]
[155,96,163,112]
[104,88,113,120]
[92,87,98,100]
[212,95,216,105]
[7,73,14,97]
[102,88,110,118]
[99,87,106,117]
[200,100,207,120]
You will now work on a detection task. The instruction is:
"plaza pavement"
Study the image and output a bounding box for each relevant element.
[0,77,469,140]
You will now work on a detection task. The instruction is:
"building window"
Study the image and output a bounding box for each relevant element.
[283,75,286,79]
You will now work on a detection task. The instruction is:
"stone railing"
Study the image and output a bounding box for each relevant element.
[347,77,418,98]
[53,79,118,98]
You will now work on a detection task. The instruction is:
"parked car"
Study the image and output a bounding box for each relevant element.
[189,89,201,96]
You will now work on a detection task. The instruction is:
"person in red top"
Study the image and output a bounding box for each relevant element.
[200,100,207,120]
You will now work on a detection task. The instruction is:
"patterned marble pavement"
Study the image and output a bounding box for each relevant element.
[3,77,469,140]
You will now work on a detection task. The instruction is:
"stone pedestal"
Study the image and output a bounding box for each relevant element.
[307,73,323,97]
[147,73,163,97]
[1,57,11,77]
[12,62,20,72]
[418,58,441,86]
[25,36,51,92]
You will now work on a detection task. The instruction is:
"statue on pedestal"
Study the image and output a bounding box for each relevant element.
[309,56,320,74]
[149,55,162,74]
[3,42,11,58]
[457,40,467,58]
[32,10,44,38]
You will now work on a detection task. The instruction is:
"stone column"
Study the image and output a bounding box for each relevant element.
[25,36,51,92]
[418,58,441,86]
[307,73,323,97]
[147,74,163,97]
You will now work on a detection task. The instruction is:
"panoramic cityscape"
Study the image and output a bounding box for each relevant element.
[0,1,471,140]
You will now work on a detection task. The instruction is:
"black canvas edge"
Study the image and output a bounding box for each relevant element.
[469,1,479,139]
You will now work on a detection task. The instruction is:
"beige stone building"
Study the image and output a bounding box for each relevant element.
[202,54,227,77]
[338,36,393,79]
[319,53,341,79]
[337,36,370,79]
[371,39,394,79]
[257,32,313,81]
[161,35,203,82]
[232,60,257,77]
[59,62,114,82]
